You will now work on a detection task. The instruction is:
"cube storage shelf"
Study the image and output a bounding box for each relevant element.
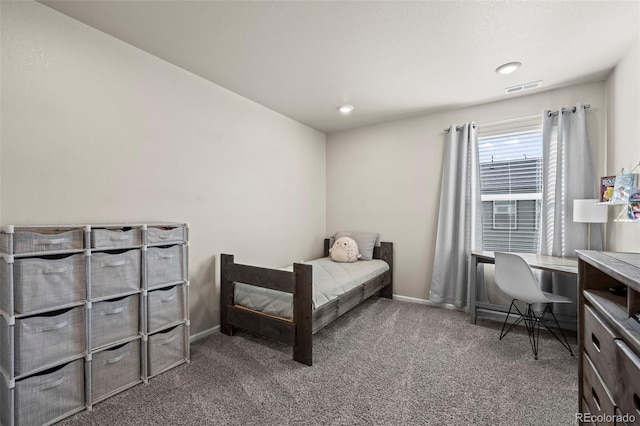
[0,223,190,426]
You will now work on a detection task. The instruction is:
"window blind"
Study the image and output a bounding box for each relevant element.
[478,119,543,254]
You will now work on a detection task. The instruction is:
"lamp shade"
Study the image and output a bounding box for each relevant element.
[573,199,608,223]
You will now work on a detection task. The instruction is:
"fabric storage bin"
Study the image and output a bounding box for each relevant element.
[91,340,141,403]
[147,226,185,245]
[14,306,85,376]
[10,254,86,314]
[1,374,10,426]
[90,249,141,299]
[148,324,186,377]
[0,232,10,255]
[91,228,142,249]
[0,257,12,314]
[91,295,139,349]
[11,229,84,255]
[0,316,11,381]
[147,245,184,287]
[148,285,184,333]
[14,359,84,426]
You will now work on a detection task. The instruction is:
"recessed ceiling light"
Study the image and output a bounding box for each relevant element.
[338,105,354,114]
[495,62,522,75]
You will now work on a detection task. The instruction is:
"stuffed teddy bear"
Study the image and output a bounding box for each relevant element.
[329,236,361,263]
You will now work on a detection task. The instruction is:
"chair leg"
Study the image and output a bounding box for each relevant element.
[501,302,541,359]
[499,299,525,341]
[498,301,574,359]
[540,305,574,356]
[524,304,541,360]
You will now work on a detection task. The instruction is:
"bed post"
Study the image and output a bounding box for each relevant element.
[293,262,313,366]
[379,242,393,299]
[323,238,331,257]
[220,254,235,336]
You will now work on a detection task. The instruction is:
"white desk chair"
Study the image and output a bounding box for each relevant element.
[494,251,574,360]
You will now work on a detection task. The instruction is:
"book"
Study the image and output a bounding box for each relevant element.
[600,175,616,202]
[628,189,640,221]
[611,173,638,203]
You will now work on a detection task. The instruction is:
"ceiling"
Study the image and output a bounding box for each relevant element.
[39,1,640,134]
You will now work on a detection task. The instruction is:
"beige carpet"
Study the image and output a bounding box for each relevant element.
[62,297,578,425]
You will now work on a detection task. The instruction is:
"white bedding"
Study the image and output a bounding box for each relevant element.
[233,257,389,320]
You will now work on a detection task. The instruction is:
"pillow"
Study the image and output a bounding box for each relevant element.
[329,237,361,263]
[333,231,379,260]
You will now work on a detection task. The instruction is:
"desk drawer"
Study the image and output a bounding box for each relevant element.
[614,340,640,423]
[582,352,616,425]
[580,398,597,425]
[584,304,618,387]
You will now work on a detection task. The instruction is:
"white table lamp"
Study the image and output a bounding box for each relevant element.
[573,199,608,250]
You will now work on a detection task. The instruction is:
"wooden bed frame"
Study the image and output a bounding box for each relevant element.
[220,239,393,365]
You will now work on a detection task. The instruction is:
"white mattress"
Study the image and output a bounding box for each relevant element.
[233,257,389,320]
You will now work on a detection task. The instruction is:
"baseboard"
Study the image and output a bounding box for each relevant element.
[392,294,433,305]
[392,294,465,312]
[190,325,219,343]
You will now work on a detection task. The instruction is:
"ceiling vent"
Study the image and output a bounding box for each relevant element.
[505,80,543,95]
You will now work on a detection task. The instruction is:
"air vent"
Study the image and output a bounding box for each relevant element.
[505,80,543,94]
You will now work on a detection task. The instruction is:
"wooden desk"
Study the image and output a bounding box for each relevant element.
[468,250,578,324]
[576,251,640,423]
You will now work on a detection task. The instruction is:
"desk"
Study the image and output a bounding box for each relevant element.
[468,250,578,324]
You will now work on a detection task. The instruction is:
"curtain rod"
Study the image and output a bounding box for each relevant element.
[443,123,476,133]
[443,104,591,132]
[547,104,590,117]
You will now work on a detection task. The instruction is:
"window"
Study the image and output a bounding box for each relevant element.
[493,200,517,229]
[478,119,542,253]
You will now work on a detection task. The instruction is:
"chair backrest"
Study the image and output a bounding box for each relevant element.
[494,252,549,304]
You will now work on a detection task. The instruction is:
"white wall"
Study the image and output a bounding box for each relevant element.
[605,30,640,253]
[1,1,326,335]
[327,82,606,300]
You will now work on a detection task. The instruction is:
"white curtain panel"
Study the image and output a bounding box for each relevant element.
[540,103,601,256]
[430,123,482,308]
[540,103,600,316]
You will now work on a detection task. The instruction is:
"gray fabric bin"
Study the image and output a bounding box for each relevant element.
[91,295,139,349]
[91,340,141,403]
[148,325,186,377]
[147,245,183,287]
[8,254,86,314]
[14,359,84,426]
[14,307,85,376]
[0,316,11,386]
[0,258,12,314]
[1,374,10,426]
[147,226,185,245]
[90,249,140,299]
[11,229,84,255]
[148,285,184,333]
[91,228,142,249]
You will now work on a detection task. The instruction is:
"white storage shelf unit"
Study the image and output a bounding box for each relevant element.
[0,223,190,426]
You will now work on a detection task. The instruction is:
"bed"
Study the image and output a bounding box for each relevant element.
[220,238,393,365]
